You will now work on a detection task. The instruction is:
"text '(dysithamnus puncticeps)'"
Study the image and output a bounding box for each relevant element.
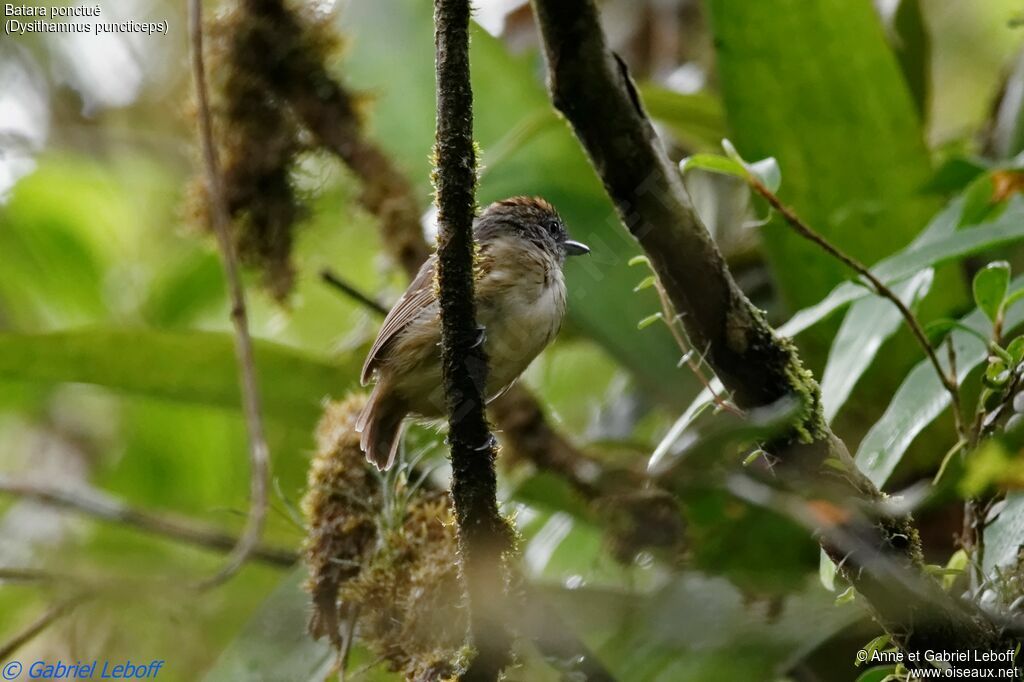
[4,4,168,36]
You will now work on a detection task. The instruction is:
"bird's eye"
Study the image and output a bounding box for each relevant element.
[544,219,560,235]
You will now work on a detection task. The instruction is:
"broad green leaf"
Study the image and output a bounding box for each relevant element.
[0,329,360,425]
[337,0,691,404]
[0,156,179,328]
[638,85,727,152]
[983,492,1024,576]
[922,156,989,195]
[705,0,945,320]
[855,277,1024,487]
[780,197,1024,338]
[887,0,930,120]
[972,260,1011,323]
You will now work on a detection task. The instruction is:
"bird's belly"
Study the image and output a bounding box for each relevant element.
[481,280,565,390]
[390,279,565,418]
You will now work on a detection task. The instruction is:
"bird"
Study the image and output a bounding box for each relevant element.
[355,196,590,470]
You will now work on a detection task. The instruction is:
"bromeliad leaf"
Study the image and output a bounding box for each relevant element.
[819,270,932,423]
[0,329,359,425]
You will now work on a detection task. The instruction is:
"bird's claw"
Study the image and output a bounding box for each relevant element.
[470,325,487,349]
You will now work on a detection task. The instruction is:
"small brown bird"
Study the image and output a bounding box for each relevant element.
[356,197,589,469]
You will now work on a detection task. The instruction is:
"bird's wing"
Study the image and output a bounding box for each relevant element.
[360,256,438,385]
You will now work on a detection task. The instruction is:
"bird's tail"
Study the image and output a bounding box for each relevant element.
[355,383,407,470]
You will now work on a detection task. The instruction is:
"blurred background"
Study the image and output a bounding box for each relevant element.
[2,0,1024,680]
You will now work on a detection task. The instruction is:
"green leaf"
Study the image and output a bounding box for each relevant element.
[0,329,359,425]
[983,360,1011,389]
[819,549,836,592]
[942,549,969,591]
[780,197,1024,338]
[705,0,944,319]
[1007,336,1024,364]
[973,260,1011,323]
[638,313,663,330]
[719,139,782,192]
[633,275,657,292]
[922,156,988,195]
[819,270,932,423]
[858,634,893,667]
[887,0,931,120]
[679,153,747,179]
[924,319,991,347]
[638,85,727,152]
[855,276,1024,487]
[834,585,856,606]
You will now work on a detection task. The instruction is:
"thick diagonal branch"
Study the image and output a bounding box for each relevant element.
[433,0,514,679]
[529,0,1015,664]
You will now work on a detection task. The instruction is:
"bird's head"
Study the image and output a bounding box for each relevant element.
[474,196,590,263]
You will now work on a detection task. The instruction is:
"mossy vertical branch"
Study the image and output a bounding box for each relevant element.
[432,0,514,679]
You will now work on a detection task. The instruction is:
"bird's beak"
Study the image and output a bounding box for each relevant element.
[564,240,590,256]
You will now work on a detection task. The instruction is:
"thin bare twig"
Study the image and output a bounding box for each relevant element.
[188,0,271,588]
[0,593,90,661]
[0,567,64,584]
[320,268,388,317]
[747,178,965,439]
[0,477,296,568]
